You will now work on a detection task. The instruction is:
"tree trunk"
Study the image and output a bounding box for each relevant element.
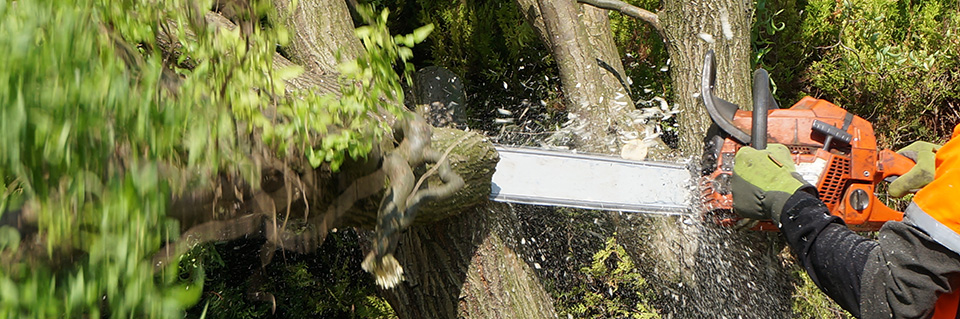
[516,0,638,154]
[660,0,753,157]
[368,64,557,318]
[534,1,795,317]
[638,2,794,318]
[271,0,361,73]
[378,203,558,319]
[623,0,755,285]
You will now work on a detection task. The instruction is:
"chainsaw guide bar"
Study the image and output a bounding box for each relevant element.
[490,146,693,215]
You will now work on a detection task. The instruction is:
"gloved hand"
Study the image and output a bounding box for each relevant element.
[732,144,815,226]
[888,141,940,198]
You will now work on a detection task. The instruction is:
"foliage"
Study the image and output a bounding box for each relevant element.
[555,236,660,319]
[192,230,395,318]
[268,6,432,170]
[791,269,852,319]
[182,5,422,318]
[394,0,542,85]
[752,0,788,69]
[0,0,423,317]
[609,0,672,104]
[758,0,960,146]
[0,0,222,317]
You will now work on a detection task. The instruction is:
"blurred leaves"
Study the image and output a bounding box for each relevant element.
[0,0,195,315]
[0,0,423,317]
[269,6,428,171]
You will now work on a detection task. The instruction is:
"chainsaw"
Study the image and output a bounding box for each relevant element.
[489,50,915,231]
[697,50,914,231]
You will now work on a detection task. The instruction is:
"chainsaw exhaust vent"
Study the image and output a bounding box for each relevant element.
[819,155,850,208]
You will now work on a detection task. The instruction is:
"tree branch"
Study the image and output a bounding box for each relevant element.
[577,0,663,35]
[361,115,466,288]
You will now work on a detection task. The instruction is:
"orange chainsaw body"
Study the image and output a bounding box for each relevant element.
[697,50,915,231]
[700,97,915,231]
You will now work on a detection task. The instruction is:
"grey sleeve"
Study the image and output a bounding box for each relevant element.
[860,221,960,318]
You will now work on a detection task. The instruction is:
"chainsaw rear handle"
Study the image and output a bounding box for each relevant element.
[879,149,917,180]
[812,120,853,152]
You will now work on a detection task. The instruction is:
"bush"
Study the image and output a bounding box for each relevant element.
[555,236,660,319]
[760,0,960,146]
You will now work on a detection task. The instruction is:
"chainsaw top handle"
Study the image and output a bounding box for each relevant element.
[701,50,778,150]
[751,68,777,150]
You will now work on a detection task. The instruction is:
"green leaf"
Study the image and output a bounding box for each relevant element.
[0,226,20,252]
[0,277,18,306]
[276,64,303,81]
[355,26,372,39]
[412,24,434,43]
[307,149,324,168]
[339,60,361,75]
[165,264,204,309]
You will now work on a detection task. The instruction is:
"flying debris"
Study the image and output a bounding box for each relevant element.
[698,33,715,44]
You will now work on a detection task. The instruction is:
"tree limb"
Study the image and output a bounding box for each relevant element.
[577,0,663,35]
[361,115,466,288]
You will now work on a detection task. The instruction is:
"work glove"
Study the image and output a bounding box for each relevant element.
[732,144,815,226]
[888,141,940,198]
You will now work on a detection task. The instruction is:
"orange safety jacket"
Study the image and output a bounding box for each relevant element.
[909,124,960,319]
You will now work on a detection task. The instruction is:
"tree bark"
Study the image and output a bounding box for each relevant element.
[378,203,558,319]
[633,2,794,317]
[516,0,638,154]
[519,1,796,317]
[616,0,755,287]
[271,0,361,73]
[660,0,753,157]
[367,65,557,318]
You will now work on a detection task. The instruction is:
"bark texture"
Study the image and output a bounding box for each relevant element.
[371,65,557,318]
[637,2,793,318]
[271,0,361,73]
[380,203,558,319]
[516,0,638,154]
[531,1,794,317]
[660,0,753,156]
[622,0,756,287]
